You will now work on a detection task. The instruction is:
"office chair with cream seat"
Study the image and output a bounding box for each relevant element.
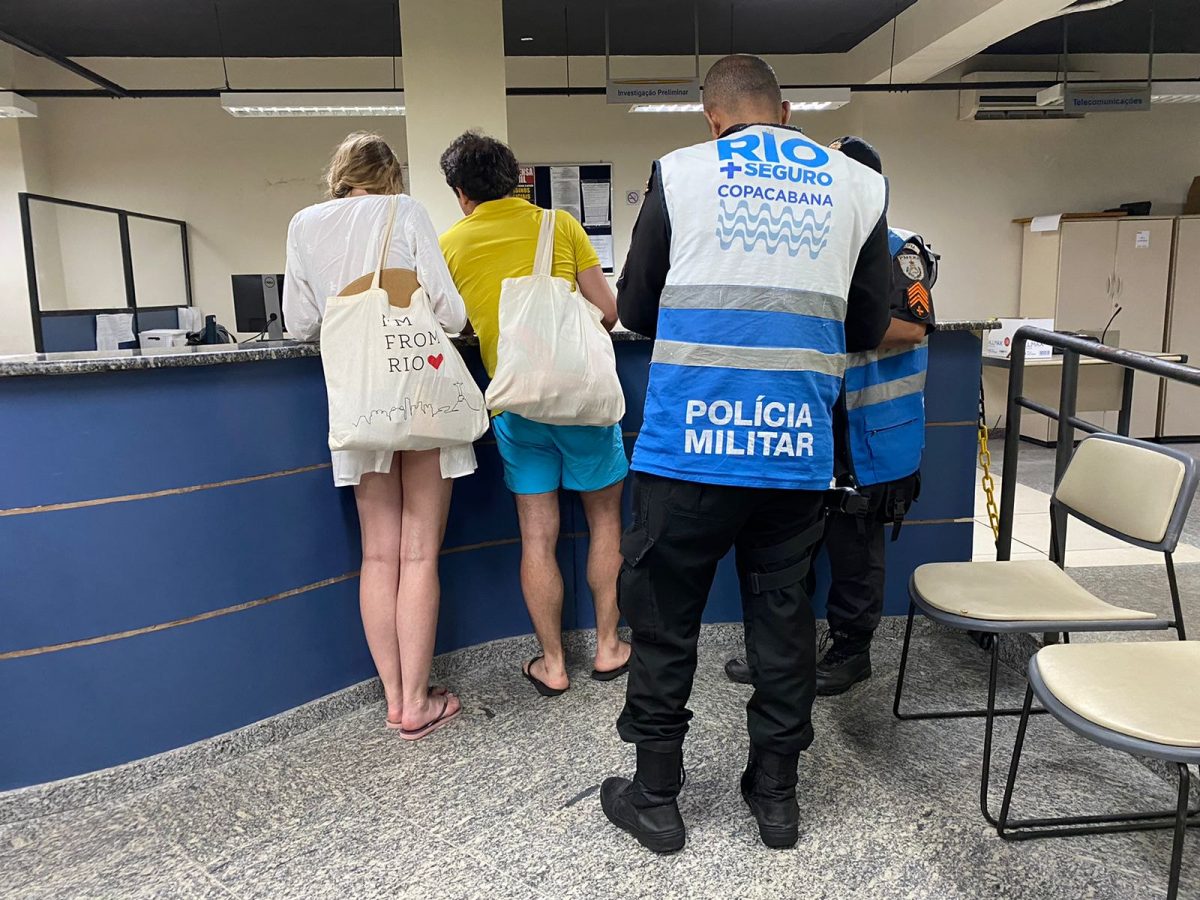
[893,433,1198,826]
[1000,641,1200,900]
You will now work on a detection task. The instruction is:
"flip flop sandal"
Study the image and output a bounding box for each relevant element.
[386,685,449,730]
[590,663,630,682]
[397,692,461,742]
[522,656,568,697]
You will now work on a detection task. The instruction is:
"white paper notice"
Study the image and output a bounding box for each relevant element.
[95,313,135,350]
[1136,230,1151,249]
[581,181,611,226]
[550,166,581,222]
[588,233,615,270]
[1030,214,1063,233]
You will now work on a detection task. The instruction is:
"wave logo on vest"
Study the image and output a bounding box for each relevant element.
[714,129,834,259]
[716,200,831,258]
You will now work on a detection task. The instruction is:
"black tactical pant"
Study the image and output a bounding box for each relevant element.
[824,481,890,644]
[616,472,826,755]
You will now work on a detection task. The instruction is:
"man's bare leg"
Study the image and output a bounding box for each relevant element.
[515,491,570,691]
[581,480,631,673]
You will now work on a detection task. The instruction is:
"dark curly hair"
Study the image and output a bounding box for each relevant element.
[439,131,520,203]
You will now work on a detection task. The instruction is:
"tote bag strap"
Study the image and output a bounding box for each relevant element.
[532,208,557,277]
[370,195,401,290]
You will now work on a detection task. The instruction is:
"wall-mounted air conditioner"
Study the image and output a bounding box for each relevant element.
[958,71,1092,121]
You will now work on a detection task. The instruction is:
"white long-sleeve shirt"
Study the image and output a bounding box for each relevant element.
[283,193,475,484]
[283,193,467,341]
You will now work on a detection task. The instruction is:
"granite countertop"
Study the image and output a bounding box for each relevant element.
[936,319,998,333]
[0,320,996,378]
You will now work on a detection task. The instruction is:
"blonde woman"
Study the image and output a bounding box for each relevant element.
[283,132,469,740]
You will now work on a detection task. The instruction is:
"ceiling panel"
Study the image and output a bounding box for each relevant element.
[986,0,1200,55]
[0,0,915,59]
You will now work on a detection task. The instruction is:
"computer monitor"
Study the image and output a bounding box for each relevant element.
[232,274,286,339]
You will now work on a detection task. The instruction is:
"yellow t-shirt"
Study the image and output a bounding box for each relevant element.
[439,197,601,377]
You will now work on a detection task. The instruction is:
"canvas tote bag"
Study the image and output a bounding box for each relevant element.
[484,209,625,427]
[322,196,488,452]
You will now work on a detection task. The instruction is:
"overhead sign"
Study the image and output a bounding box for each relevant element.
[1063,83,1152,113]
[606,78,700,105]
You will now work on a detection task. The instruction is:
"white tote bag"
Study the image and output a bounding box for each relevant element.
[484,209,625,427]
[322,197,488,452]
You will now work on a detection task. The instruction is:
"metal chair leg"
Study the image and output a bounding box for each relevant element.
[997,683,1034,836]
[980,636,1002,826]
[892,600,916,720]
[997,688,1200,900]
[1168,764,1191,900]
[892,601,1041,723]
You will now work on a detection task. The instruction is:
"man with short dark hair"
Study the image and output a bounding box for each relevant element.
[438,131,632,695]
[600,56,892,853]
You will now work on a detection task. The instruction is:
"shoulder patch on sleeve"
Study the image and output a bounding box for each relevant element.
[906,282,931,321]
[897,252,925,282]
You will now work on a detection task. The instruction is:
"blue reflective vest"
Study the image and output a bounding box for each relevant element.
[631,125,889,490]
[843,228,935,487]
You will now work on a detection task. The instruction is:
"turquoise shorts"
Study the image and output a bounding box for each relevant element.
[492,412,629,495]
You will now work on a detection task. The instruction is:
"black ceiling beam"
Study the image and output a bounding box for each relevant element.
[0,28,132,98]
[14,77,1199,100]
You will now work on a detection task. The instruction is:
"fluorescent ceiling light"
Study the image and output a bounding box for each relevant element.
[220,91,404,117]
[630,88,851,115]
[1038,81,1200,107]
[783,88,852,111]
[0,91,37,118]
[1151,81,1200,104]
[629,102,704,113]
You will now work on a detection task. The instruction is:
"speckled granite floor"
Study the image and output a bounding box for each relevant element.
[7,437,1199,899]
[3,620,1197,900]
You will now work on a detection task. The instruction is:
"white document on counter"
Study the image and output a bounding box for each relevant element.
[177,306,204,333]
[1030,214,1063,233]
[550,165,582,222]
[588,233,615,270]
[95,313,135,350]
[582,181,611,226]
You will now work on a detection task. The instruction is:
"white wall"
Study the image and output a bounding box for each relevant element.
[7,52,1200,340]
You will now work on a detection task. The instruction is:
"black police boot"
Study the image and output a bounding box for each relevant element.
[740,745,800,849]
[724,657,752,685]
[815,631,872,696]
[601,746,687,854]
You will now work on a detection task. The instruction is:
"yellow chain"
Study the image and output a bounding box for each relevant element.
[978,399,1000,540]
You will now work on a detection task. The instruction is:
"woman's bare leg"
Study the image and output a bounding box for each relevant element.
[396,449,461,731]
[353,465,405,723]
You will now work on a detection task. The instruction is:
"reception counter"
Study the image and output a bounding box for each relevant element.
[0,323,991,790]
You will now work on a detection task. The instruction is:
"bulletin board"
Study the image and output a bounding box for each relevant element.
[517,163,614,273]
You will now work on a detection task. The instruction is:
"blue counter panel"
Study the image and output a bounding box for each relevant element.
[0,359,334,510]
[924,330,981,424]
[1,467,359,653]
[1,329,984,790]
[441,442,520,550]
[0,577,372,790]
[915,424,979,521]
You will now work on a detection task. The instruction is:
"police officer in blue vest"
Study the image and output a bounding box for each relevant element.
[600,57,892,853]
[725,136,937,695]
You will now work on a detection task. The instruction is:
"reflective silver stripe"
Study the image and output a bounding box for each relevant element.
[846,337,928,368]
[660,284,846,321]
[845,371,927,410]
[652,340,845,377]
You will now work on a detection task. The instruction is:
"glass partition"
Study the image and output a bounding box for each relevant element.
[19,193,193,352]
[27,201,127,311]
[128,216,189,308]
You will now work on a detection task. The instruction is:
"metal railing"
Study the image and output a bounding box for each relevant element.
[997,326,1199,562]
